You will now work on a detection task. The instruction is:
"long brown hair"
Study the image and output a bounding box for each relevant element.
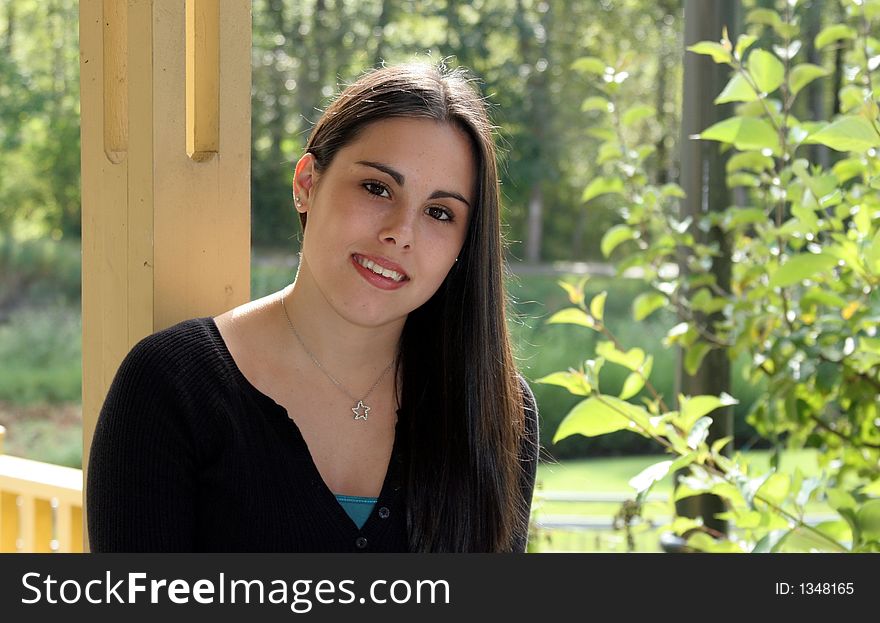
[302,63,526,552]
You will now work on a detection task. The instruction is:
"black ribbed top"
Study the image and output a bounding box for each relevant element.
[86,317,539,552]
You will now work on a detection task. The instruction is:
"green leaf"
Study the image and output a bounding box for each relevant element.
[672,516,703,536]
[581,96,612,113]
[596,341,646,372]
[600,224,635,257]
[746,8,783,32]
[734,34,758,60]
[679,393,738,432]
[812,520,853,546]
[547,307,595,329]
[552,396,651,442]
[724,207,768,229]
[687,532,744,553]
[622,105,655,126]
[687,416,712,449]
[597,141,623,164]
[789,63,829,97]
[629,460,673,494]
[657,184,684,199]
[571,56,606,75]
[553,398,625,442]
[687,41,732,64]
[768,252,838,288]
[726,151,775,173]
[865,231,880,275]
[827,488,857,511]
[756,473,790,507]
[589,291,607,322]
[839,84,867,113]
[711,436,733,454]
[699,117,780,153]
[714,73,760,104]
[773,527,845,552]
[619,371,645,400]
[753,531,787,553]
[801,287,847,309]
[632,291,667,321]
[535,370,592,396]
[557,276,588,306]
[747,50,785,93]
[805,116,880,152]
[581,177,624,203]
[690,289,727,314]
[831,157,866,184]
[814,24,857,50]
[670,452,698,472]
[684,342,712,376]
[619,356,651,401]
[856,500,880,544]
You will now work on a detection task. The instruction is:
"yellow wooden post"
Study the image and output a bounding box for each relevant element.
[0,492,17,551]
[0,426,17,551]
[34,498,54,552]
[19,495,34,552]
[79,0,252,551]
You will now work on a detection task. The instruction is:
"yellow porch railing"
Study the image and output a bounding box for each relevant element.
[0,425,83,553]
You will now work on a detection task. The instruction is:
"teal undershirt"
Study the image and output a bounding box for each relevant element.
[334,494,378,530]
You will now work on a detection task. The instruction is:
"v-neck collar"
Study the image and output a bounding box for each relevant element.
[205,316,405,539]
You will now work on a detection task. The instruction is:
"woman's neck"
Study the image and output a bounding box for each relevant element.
[278,277,403,385]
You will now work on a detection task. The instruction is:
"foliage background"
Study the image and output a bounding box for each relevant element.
[0,0,869,470]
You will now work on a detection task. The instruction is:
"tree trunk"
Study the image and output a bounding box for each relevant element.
[672,0,738,547]
[373,0,391,66]
[268,0,288,170]
[803,0,830,168]
[4,1,14,57]
[654,0,679,185]
[516,0,549,264]
[832,1,844,116]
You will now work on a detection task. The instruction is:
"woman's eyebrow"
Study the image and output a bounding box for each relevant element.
[356,160,471,209]
[356,160,404,185]
[428,190,471,210]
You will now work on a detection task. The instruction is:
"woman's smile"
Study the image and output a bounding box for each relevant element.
[351,253,410,290]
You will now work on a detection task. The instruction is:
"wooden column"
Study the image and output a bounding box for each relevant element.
[79,0,252,551]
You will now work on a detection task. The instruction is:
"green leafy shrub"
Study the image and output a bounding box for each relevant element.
[545,0,880,552]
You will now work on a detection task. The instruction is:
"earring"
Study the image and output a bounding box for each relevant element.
[455,257,459,262]
[294,195,302,208]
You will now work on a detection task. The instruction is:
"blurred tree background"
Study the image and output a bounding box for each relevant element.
[0,0,863,471]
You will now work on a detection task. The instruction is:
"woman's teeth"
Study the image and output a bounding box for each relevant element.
[356,256,405,282]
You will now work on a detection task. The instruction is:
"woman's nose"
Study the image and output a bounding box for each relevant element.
[379,208,415,249]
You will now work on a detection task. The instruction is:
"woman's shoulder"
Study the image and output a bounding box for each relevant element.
[107,316,241,406]
[516,373,540,456]
[122,316,218,372]
[516,374,538,425]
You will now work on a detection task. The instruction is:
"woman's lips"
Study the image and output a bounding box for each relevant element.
[351,254,410,291]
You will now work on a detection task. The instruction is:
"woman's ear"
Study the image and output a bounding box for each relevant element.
[293,153,317,214]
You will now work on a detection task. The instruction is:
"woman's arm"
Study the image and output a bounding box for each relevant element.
[86,336,197,552]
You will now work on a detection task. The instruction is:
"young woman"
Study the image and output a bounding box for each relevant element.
[87,63,539,553]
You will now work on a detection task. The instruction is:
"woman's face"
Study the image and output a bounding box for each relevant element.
[294,117,476,329]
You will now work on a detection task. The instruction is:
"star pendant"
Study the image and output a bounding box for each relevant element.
[352,400,370,421]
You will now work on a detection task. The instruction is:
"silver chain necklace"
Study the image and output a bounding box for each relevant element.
[280,294,394,421]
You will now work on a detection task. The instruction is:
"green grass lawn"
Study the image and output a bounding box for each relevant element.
[537,448,825,495]
[529,449,837,553]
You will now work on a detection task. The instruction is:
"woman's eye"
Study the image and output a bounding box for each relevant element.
[363,181,390,198]
[426,206,453,222]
